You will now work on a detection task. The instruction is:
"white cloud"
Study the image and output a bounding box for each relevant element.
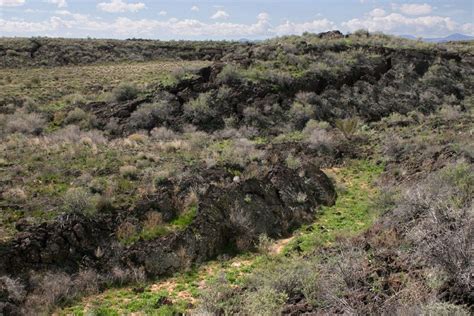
[97,0,145,13]
[257,12,270,21]
[1,8,472,39]
[211,10,229,20]
[272,18,336,36]
[191,5,199,12]
[159,10,167,16]
[342,12,468,37]
[369,8,386,17]
[0,0,25,7]
[398,3,432,16]
[45,0,67,8]
[461,23,474,35]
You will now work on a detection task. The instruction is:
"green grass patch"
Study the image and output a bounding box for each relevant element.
[285,159,384,253]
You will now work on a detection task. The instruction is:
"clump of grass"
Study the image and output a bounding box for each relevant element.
[285,153,302,170]
[119,165,139,180]
[62,187,96,216]
[335,117,359,140]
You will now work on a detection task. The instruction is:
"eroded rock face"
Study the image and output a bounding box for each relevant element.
[122,164,336,276]
[0,163,335,300]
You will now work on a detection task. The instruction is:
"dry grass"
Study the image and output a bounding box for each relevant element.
[0,60,209,107]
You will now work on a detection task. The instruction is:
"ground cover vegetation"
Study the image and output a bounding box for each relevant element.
[0,30,472,315]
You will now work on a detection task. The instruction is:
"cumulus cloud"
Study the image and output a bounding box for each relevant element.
[211,10,229,20]
[342,12,468,36]
[45,0,67,8]
[0,0,25,6]
[272,18,336,36]
[369,8,386,17]
[159,10,167,16]
[97,0,145,13]
[1,7,472,39]
[191,5,199,12]
[398,3,432,16]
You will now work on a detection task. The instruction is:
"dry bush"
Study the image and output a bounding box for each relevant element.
[62,187,96,215]
[50,125,107,145]
[303,120,335,149]
[119,165,139,180]
[24,272,73,314]
[107,266,145,286]
[198,273,240,315]
[143,211,163,230]
[127,133,147,143]
[22,270,99,314]
[63,93,87,106]
[63,107,97,129]
[390,163,473,298]
[218,138,264,167]
[116,221,137,241]
[2,187,27,203]
[0,276,26,304]
[3,109,46,135]
[150,126,177,140]
[129,101,173,130]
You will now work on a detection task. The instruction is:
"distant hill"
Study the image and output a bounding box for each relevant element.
[424,33,474,43]
[400,33,474,43]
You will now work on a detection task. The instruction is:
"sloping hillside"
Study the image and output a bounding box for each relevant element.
[0,32,472,315]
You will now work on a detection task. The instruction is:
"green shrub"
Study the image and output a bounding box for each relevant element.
[183,92,216,123]
[129,101,173,130]
[285,153,301,170]
[64,108,88,125]
[216,64,243,84]
[335,118,359,140]
[242,287,287,316]
[111,83,140,102]
[62,187,96,215]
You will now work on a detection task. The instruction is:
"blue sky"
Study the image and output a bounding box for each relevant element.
[0,0,473,39]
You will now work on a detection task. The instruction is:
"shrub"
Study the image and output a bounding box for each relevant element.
[119,165,139,180]
[62,187,96,215]
[64,93,87,106]
[150,126,176,140]
[4,109,46,135]
[216,64,243,84]
[285,153,301,170]
[116,222,137,242]
[257,233,273,255]
[391,164,473,296]
[183,92,216,124]
[217,138,264,167]
[64,108,88,125]
[0,276,26,304]
[198,273,240,315]
[24,272,73,314]
[242,287,287,316]
[335,118,359,140]
[111,83,140,102]
[129,101,173,130]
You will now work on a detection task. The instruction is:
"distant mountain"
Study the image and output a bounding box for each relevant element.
[400,33,473,43]
[424,33,473,43]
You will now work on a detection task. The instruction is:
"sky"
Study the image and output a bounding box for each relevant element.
[0,0,473,40]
